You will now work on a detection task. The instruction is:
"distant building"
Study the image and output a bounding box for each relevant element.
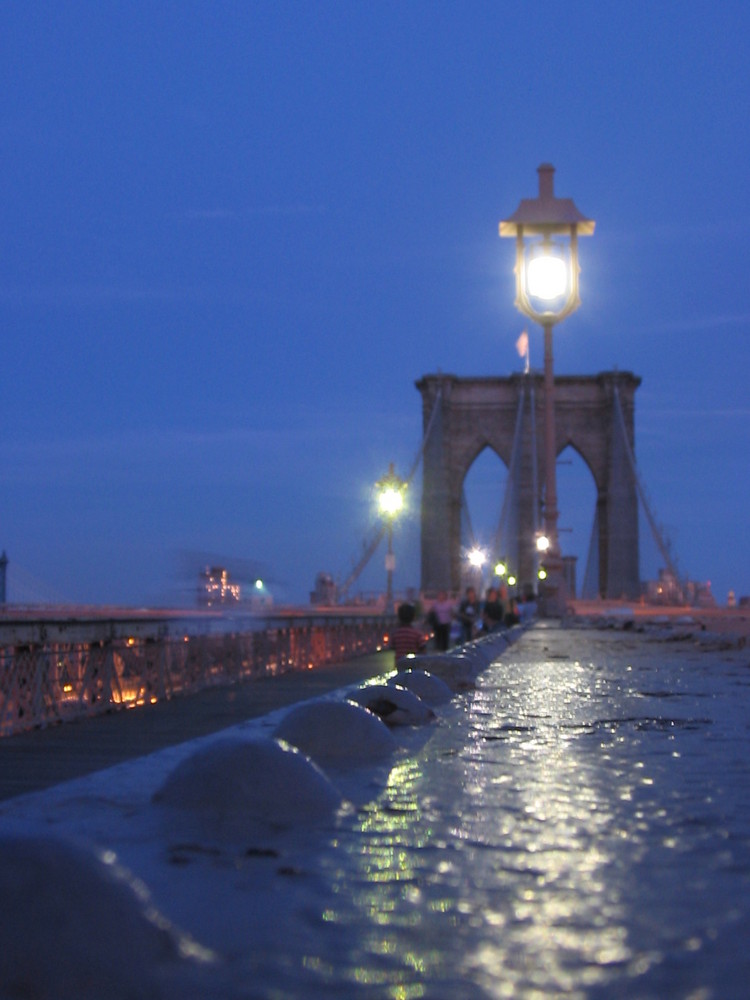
[684,579,716,608]
[310,572,337,606]
[198,566,241,607]
[247,578,274,611]
[644,568,682,605]
[644,568,715,608]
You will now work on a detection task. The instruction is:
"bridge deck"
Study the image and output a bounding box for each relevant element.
[0,650,393,802]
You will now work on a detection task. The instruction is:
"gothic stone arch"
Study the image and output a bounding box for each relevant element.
[416,371,641,599]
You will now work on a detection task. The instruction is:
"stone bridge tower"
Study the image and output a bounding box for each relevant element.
[416,370,641,599]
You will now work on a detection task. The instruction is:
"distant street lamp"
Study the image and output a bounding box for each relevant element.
[536,532,550,586]
[467,546,487,592]
[376,463,405,612]
[500,164,595,615]
[468,547,486,569]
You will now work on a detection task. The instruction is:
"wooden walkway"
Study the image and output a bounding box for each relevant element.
[0,651,394,802]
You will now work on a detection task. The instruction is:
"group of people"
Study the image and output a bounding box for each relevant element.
[390,586,537,664]
[444,585,523,648]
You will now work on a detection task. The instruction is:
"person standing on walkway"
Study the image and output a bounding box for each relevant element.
[504,596,520,627]
[482,587,505,632]
[457,587,479,643]
[391,602,426,667]
[429,591,455,651]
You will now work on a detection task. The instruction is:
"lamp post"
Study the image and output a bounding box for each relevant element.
[376,463,405,612]
[500,164,594,616]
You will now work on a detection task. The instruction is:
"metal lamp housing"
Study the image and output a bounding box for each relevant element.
[516,230,579,323]
[500,164,594,326]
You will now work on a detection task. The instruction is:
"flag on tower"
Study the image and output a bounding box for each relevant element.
[515,330,529,372]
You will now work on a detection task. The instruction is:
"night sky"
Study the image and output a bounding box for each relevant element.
[1,2,748,608]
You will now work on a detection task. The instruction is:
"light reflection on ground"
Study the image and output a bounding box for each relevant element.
[3,622,750,998]
[305,624,750,998]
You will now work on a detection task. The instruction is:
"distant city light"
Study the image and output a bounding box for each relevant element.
[200,566,240,607]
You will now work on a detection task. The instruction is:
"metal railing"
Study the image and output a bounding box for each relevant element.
[0,610,392,737]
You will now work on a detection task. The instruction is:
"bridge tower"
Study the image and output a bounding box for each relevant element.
[417,370,641,599]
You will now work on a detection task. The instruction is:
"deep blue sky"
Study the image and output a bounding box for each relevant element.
[1,1,748,607]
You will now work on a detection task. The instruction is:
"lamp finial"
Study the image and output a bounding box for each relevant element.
[538,163,555,201]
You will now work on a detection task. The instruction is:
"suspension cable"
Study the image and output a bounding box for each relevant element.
[612,384,684,594]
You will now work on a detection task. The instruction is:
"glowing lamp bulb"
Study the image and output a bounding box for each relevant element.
[538,567,548,580]
[468,547,486,568]
[536,534,550,553]
[494,561,507,577]
[527,253,567,301]
[507,575,517,586]
[379,487,403,516]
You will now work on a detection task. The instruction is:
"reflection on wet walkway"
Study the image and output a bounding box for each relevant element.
[312,622,750,998]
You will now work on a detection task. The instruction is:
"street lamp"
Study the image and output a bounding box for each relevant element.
[535,532,550,587]
[467,546,487,592]
[468,547,486,569]
[376,462,405,612]
[500,164,594,615]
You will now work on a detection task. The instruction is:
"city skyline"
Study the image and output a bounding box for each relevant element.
[1,2,748,608]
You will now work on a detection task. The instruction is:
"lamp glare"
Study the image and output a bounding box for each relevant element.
[527,254,567,301]
[379,487,403,517]
[468,547,486,568]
